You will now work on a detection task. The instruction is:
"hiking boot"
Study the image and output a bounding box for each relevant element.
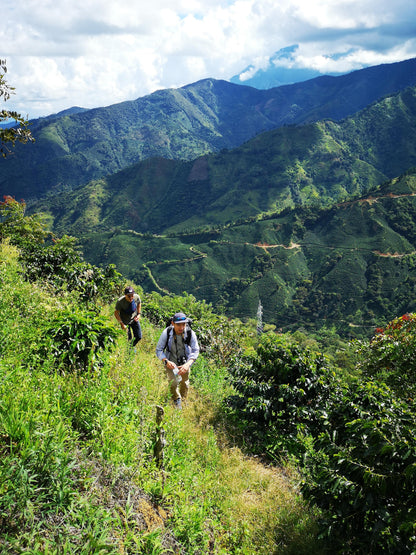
[174,398,182,409]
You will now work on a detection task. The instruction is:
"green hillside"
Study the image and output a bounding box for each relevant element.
[0,240,325,554]
[32,84,416,237]
[27,83,416,335]
[2,58,416,201]
[35,170,416,337]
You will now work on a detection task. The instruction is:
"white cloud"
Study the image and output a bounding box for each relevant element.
[2,0,416,118]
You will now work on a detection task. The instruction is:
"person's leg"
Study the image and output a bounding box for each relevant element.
[165,366,181,405]
[179,369,190,400]
[131,320,142,346]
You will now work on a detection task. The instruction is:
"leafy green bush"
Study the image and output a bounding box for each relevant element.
[226,333,338,456]
[303,380,416,554]
[1,197,123,307]
[39,308,117,372]
[0,196,46,247]
[22,235,123,306]
[356,312,416,399]
[226,330,416,553]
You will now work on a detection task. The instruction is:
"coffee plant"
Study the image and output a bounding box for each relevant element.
[356,312,416,400]
[226,331,416,553]
[39,308,117,372]
[304,380,416,554]
[226,333,338,455]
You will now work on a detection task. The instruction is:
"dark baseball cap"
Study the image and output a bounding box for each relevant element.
[172,312,189,323]
[124,286,135,295]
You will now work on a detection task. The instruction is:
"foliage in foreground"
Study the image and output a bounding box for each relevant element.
[356,312,416,400]
[0,241,323,554]
[227,332,416,554]
[0,59,33,157]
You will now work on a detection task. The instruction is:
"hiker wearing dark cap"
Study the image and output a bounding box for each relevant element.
[156,312,200,409]
[114,286,142,348]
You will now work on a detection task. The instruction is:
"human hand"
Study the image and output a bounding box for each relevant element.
[178,363,190,375]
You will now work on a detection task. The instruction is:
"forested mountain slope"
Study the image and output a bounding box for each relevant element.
[27,80,416,334]
[2,57,416,201]
[33,169,416,336]
[34,84,416,236]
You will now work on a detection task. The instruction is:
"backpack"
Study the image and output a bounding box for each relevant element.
[163,324,192,352]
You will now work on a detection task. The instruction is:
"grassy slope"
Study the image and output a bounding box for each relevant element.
[0,241,324,554]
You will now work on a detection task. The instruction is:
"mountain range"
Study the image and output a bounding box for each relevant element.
[2,57,416,202]
[3,57,416,336]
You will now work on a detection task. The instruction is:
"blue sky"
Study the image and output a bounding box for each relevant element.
[2,0,416,119]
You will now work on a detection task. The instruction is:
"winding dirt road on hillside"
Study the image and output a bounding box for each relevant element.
[337,191,416,208]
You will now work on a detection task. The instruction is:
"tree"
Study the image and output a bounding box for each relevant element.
[0,195,48,246]
[356,313,416,400]
[0,59,33,157]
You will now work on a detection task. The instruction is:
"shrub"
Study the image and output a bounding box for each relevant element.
[38,308,117,372]
[226,333,338,456]
[226,330,416,553]
[356,312,416,400]
[0,196,47,247]
[0,197,123,307]
[304,380,416,554]
[22,236,123,307]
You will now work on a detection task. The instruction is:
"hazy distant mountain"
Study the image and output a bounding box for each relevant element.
[0,120,17,129]
[230,45,346,89]
[35,106,88,123]
[2,57,416,202]
[0,107,87,129]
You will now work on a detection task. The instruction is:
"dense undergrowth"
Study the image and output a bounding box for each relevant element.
[0,239,324,554]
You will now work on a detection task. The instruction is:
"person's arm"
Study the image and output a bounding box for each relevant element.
[155,329,169,361]
[114,309,126,330]
[134,301,142,320]
[179,331,200,373]
[156,328,177,370]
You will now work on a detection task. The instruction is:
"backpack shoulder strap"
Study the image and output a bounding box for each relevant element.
[184,326,192,345]
[163,326,173,352]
